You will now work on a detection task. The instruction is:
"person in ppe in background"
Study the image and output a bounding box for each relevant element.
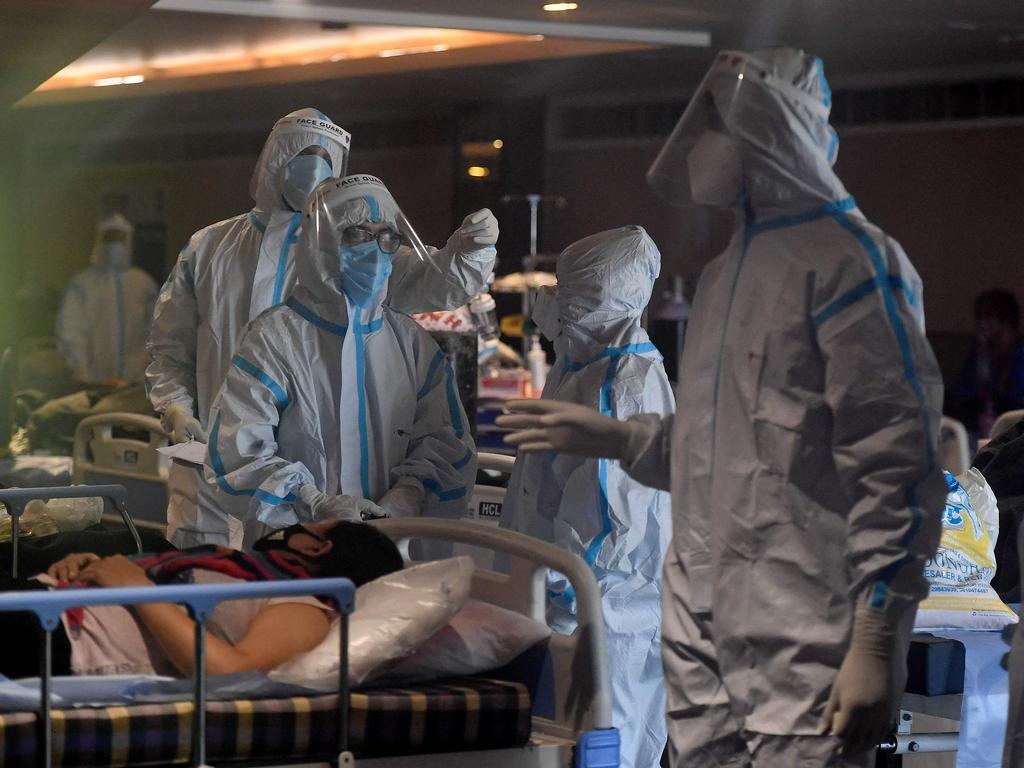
[205,174,476,545]
[147,108,497,547]
[57,213,157,384]
[499,48,945,767]
[502,225,674,768]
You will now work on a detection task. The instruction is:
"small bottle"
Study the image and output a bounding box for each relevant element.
[527,334,547,397]
[469,293,499,342]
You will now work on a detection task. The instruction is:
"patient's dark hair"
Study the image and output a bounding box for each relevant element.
[310,521,404,585]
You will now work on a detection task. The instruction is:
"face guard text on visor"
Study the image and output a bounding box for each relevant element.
[646,50,831,208]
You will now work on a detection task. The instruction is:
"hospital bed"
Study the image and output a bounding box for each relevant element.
[72,413,170,532]
[0,485,618,768]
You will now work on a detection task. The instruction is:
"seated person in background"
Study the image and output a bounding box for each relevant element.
[206,175,476,545]
[0,520,403,680]
[952,289,1024,435]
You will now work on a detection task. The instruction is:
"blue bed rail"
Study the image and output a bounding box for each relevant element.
[0,577,355,768]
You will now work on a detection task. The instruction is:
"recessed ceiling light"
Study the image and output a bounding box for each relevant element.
[467,166,491,177]
[543,2,579,12]
[493,139,504,149]
[92,75,145,87]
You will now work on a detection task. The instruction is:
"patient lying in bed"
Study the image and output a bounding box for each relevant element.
[0,520,403,680]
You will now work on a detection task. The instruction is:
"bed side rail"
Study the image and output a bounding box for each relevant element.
[0,485,142,578]
[0,578,355,768]
[373,518,612,733]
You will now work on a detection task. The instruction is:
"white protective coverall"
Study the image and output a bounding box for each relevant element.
[502,226,674,768]
[146,109,494,546]
[628,49,947,765]
[204,175,476,539]
[57,214,157,384]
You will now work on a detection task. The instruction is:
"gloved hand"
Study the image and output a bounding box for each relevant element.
[458,208,499,251]
[379,477,425,518]
[820,607,904,755]
[296,484,389,522]
[496,399,637,460]
[162,402,208,444]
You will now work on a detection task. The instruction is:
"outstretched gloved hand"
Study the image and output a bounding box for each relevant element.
[296,484,389,522]
[458,208,499,251]
[162,402,208,444]
[820,607,905,756]
[496,399,636,460]
[379,477,425,518]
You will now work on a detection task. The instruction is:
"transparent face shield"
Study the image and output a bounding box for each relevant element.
[304,176,438,279]
[646,52,758,208]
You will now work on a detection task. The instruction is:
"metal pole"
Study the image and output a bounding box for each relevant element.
[527,194,540,261]
[337,612,350,765]
[39,628,52,768]
[11,511,19,579]
[192,621,208,768]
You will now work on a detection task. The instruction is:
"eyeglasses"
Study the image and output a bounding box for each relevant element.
[342,226,403,254]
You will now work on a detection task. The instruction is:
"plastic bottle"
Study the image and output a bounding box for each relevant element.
[527,334,547,397]
[469,293,499,342]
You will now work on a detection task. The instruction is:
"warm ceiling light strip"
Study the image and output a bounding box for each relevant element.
[35,29,529,92]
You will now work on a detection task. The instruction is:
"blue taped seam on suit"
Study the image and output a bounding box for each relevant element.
[207,413,296,505]
[444,358,465,438]
[417,350,446,400]
[710,197,857,467]
[421,478,467,501]
[181,251,195,288]
[365,195,380,223]
[287,297,347,337]
[584,357,619,567]
[272,212,302,306]
[114,272,126,378]
[563,342,660,375]
[829,210,933,610]
[354,321,371,498]
[453,447,474,470]
[231,355,290,409]
[813,274,917,329]
[247,211,267,234]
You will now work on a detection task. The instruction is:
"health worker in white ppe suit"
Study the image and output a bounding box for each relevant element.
[499,48,945,766]
[205,174,476,541]
[147,108,497,547]
[502,225,674,768]
[57,213,158,384]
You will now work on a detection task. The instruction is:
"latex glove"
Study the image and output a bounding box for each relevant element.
[296,484,388,522]
[379,477,425,518]
[496,399,637,459]
[162,402,208,444]
[458,208,499,251]
[820,607,904,755]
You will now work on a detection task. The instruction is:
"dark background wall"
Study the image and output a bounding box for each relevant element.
[5,55,1024,389]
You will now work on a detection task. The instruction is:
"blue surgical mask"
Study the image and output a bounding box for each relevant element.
[282,154,333,211]
[340,240,393,307]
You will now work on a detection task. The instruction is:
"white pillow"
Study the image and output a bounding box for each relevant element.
[379,599,552,684]
[271,556,473,687]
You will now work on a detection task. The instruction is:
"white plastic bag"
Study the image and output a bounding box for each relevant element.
[271,556,474,687]
[915,468,1018,631]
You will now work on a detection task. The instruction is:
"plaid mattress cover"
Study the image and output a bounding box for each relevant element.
[0,676,531,766]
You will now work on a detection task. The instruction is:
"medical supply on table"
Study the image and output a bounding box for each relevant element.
[916,469,1018,631]
[526,335,547,396]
